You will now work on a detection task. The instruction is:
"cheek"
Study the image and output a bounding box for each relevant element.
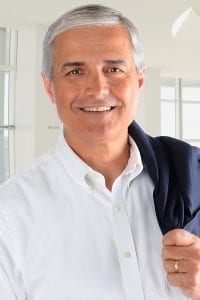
[115,80,139,104]
[54,81,71,97]
[118,82,139,122]
[53,82,76,108]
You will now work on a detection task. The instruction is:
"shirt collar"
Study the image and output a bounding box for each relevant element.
[55,132,92,189]
[55,132,143,188]
[122,136,143,178]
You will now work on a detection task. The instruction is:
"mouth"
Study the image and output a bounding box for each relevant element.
[80,106,114,112]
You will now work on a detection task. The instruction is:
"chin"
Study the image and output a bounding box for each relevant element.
[83,128,124,145]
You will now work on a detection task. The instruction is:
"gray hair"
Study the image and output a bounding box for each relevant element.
[42,4,144,80]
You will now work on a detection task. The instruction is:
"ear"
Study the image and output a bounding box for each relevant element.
[41,73,56,104]
[138,66,146,89]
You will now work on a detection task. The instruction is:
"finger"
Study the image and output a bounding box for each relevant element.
[163,259,188,273]
[163,229,198,246]
[162,243,200,262]
[166,272,188,288]
[162,245,190,260]
[167,271,200,291]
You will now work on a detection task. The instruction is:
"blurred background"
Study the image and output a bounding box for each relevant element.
[0,0,200,183]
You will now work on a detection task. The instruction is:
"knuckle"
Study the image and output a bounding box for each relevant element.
[161,247,167,259]
[172,228,181,236]
[163,260,169,271]
[166,274,174,285]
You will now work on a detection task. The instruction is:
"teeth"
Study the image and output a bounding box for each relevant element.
[82,106,112,112]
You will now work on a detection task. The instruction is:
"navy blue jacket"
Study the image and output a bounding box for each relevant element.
[128,121,200,235]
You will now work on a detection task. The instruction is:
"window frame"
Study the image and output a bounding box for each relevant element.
[161,77,200,147]
[0,27,17,183]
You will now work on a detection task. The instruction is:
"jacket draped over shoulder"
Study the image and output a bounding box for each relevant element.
[128,121,200,235]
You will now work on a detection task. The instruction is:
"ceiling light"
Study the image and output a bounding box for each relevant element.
[172,6,192,37]
[171,6,200,46]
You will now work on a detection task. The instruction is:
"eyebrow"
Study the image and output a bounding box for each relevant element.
[61,59,128,69]
[103,59,128,66]
[61,62,85,72]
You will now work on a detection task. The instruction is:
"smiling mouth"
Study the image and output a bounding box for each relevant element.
[81,106,114,112]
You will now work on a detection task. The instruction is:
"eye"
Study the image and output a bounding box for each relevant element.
[106,67,122,73]
[66,69,83,75]
[104,66,125,77]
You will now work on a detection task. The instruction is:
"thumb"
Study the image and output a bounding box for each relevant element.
[163,229,199,246]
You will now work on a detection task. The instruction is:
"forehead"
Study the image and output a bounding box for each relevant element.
[52,25,133,60]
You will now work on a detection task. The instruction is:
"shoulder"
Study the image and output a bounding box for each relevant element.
[154,135,200,164]
[0,148,59,207]
[0,147,65,245]
[129,121,200,160]
[155,135,198,150]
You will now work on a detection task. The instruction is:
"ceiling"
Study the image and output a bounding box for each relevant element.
[0,0,200,78]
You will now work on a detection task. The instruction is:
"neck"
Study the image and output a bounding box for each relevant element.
[64,131,130,190]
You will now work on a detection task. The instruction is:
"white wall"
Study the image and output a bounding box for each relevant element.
[35,25,61,157]
[136,68,161,136]
[142,68,161,136]
[15,24,37,172]
[14,24,61,173]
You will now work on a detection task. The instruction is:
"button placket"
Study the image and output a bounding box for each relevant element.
[111,189,144,299]
[124,251,132,258]
[114,204,121,212]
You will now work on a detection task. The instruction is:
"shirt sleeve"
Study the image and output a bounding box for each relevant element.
[0,208,27,300]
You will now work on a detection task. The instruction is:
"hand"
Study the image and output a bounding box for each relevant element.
[162,229,200,300]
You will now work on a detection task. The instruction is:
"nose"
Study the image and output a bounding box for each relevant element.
[84,70,109,97]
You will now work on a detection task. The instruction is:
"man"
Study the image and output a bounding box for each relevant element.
[0,4,200,300]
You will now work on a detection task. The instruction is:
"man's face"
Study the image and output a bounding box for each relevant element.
[43,25,145,146]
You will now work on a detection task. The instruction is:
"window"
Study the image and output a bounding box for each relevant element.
[181,79,200,147]
[160,78,177,138]
[161,78,200,147]
[0,27,17,184]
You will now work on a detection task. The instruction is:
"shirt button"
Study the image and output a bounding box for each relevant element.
[124,251,132,258]
[114,204,121,212]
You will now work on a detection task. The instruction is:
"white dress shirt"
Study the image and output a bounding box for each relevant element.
[0,133,188,300]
